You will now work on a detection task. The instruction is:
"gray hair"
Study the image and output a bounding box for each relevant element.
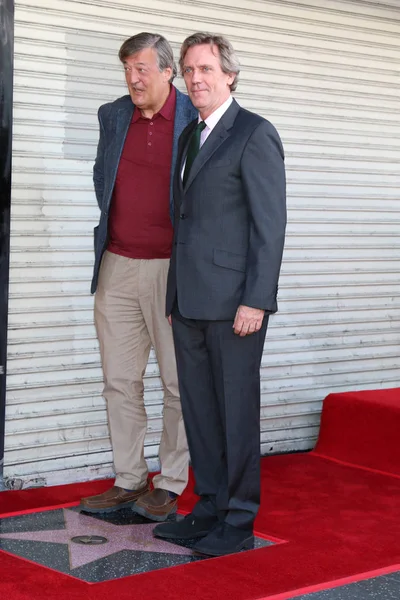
[119,32,177,83]
[179,32,240,92]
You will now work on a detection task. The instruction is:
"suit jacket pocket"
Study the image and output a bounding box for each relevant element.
[213,248,246,273]
[208,159,231,168]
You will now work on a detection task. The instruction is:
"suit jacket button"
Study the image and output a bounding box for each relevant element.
[180,214,186,220]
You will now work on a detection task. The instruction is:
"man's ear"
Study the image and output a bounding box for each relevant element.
[163,67,173,82]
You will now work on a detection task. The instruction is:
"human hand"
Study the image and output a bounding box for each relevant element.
[233,305,264,336]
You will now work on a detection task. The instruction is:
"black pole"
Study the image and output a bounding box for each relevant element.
[0,0,14,486]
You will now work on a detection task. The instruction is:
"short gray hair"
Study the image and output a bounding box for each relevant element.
[179,32,240,92]
[119,32,177,83]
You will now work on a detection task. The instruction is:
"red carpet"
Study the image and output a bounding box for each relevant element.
[1,387,400,600]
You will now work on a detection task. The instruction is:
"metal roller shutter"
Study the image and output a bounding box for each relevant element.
[5,0,400,487]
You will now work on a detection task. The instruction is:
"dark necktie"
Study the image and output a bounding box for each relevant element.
[183,120,207,186]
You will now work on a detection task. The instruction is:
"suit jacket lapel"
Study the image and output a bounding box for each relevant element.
[105,104,133,209]
[172,89,197,207]
[172,89,196,175]
[114,105,132,159]
[176,120,197,196]
[183,99,240,192]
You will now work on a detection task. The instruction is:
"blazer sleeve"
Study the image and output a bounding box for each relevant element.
[93,106,106,211]
[240,120,287,312]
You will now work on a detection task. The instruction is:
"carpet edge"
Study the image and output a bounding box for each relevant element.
[258,563,400,600]
[310,451,400,480]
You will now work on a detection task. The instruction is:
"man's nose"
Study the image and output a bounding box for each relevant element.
[128,70,139,85]
[191,69,202,84]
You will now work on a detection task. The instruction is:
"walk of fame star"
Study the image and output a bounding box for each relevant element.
[0,508,192,569]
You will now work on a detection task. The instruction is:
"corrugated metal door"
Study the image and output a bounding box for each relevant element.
[5,0,400,487]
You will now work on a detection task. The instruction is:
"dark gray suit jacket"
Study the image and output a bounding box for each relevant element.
[91,88,197,293]
[166,98,286,320]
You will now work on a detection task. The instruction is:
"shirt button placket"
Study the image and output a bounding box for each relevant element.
[148,122,153,157]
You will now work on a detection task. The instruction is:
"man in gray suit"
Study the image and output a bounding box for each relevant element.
[81,33,197,520]
[154,33,286,554]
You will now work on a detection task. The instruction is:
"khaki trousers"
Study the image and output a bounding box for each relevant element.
[94,251,188,495]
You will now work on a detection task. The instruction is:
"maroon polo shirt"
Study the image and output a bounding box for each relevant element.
[107,86,176,259]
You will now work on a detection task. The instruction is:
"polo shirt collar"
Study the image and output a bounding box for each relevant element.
[132,85,176,122]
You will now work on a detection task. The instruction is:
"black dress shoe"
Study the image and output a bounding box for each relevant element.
[193,522,254,556]
[153,513,218,540]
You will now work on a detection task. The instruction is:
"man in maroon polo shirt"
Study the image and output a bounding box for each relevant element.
[81,33,197,520]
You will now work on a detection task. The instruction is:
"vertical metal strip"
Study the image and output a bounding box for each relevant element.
[0,0,14,488]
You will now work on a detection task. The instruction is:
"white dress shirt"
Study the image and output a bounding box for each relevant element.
[181,95,233,179]
[199,95,233,148]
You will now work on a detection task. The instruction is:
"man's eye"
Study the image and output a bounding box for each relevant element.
[202,66,210,72]
[184,67,192,74]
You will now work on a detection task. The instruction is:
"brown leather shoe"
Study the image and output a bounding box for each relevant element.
[80,483,149,513]
[131,488,178,522]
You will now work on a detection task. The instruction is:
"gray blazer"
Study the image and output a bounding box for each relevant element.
[91,88,197,293]
[166,99,287,320]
